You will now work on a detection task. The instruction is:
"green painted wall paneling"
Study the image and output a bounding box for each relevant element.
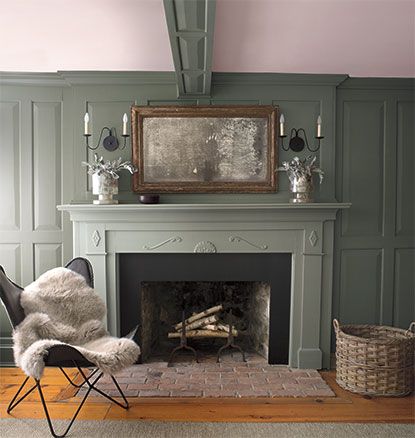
[0,72,414,366]
[333,81,415,335]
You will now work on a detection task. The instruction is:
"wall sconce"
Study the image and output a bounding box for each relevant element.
[279,114,324,152]
[83,113,130,151]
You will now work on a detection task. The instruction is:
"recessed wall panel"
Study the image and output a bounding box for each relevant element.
[34,243,62,278]
[339,249,382,324]
[341,101,385,237]
[393,248,415,329]
[0,243,21,285]
[33,102,62,231]
[0,102,20,231]
[396,101,414,237]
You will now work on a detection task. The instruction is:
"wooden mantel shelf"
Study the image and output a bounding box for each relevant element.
[58,202,351,223]
[59,202,351,211]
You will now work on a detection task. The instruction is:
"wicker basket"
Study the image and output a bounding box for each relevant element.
[333,319,415,396]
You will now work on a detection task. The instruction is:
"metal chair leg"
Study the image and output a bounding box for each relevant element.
[36,370,103,438]
[7,365,130,437]
[77,366,129,409]
[7,376,37,413]
[59,367,98,388]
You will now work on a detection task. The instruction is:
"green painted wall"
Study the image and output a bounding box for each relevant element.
[333,79,414,335]
[0,72,413,365]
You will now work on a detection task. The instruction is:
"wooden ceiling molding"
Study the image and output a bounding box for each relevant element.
[163,0,216,97]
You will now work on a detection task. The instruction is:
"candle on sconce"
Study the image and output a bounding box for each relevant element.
[84,113,90,135]
[317,115,322,138]
[279,113,285,136]
[122,113,128,136]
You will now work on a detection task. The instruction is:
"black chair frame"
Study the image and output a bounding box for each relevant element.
[0,257,135,438]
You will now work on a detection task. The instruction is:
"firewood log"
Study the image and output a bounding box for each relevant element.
[217,323,238,336]
[168,330,229,339]
[175,314,219,332]
[174,304,223,330]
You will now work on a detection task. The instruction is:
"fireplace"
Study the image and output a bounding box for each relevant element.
[59,202,350,369]
[119,253,291,364]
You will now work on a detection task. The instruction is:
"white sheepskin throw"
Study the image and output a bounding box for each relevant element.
[13,267,140,379]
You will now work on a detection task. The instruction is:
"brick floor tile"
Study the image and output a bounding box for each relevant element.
[219,378,239,385]
[236,377,258,385]
[196,383,221,391]
[203,389,238,397]
[146,377,176,385]
[282,382,302,388]
[205,373,222,379]
[253,383,281,391]
[267,380,284,386]
[218,367,235,373]
[138,390,171,397]
[288,371,310,378]
[123,390,139,397]
[158,384,190,391]
[237,389,270,397]
[127,383,159,390]
[297,377,326,384]
[221,384,253,391]
[270,389,304,397]
[170,390,203,397]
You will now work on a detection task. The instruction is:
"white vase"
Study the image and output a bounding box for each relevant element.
[92,173,118,204]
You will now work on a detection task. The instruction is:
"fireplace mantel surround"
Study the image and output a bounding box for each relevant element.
[58,202,350,369]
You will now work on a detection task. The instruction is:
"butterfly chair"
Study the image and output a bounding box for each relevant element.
[0,257,138,438]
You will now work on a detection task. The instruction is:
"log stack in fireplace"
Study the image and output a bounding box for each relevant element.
[167,304,246,365]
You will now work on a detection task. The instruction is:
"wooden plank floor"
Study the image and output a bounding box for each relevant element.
[0,367,414,423]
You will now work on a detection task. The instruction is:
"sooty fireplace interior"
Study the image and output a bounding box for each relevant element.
[119,253,291,364]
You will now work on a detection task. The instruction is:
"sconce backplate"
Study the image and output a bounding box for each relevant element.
[103,135,119,151]
[289,135,305,152]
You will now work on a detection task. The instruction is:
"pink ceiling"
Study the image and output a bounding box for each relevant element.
[213,0,415,77]
[0,0,414,77]
[0,0,173,72]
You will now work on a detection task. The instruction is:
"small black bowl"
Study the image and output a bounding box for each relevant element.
[138,194,160,204]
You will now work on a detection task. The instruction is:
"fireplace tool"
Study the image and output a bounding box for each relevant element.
[167,304,198,367]
[216,309,246,363]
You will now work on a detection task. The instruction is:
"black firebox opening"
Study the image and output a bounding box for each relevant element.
[119,253,291,364]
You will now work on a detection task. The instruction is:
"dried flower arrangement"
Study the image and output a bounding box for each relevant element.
[278,156,324,183]
[82,153,137,179]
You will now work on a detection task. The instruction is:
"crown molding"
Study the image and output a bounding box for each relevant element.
[59,71,177,85]
[0,71,177,86]
[338,77,415,90]
[0,72,67,86]
[1,71,412,90]
[211,73,349,87]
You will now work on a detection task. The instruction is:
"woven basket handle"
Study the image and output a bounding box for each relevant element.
[406,322,415,334]
[333,319,340,332]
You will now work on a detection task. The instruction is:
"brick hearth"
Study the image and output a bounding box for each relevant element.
[77,356,334,398]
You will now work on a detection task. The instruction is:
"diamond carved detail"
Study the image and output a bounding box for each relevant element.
[309,230,318,247]
[92,230,101,247]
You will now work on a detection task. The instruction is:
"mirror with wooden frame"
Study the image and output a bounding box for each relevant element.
[132,105,278,193]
